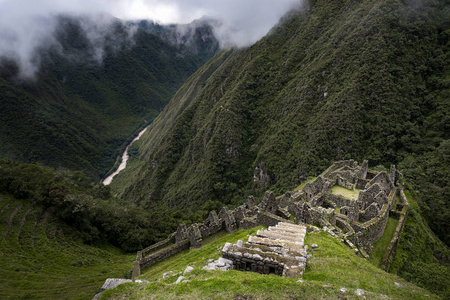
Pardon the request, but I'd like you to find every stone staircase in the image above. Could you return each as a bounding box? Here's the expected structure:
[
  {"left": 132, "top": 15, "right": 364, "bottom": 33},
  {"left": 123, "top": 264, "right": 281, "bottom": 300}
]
[{"left": 222, "top": 222, "right": 307, "bottom": 277}]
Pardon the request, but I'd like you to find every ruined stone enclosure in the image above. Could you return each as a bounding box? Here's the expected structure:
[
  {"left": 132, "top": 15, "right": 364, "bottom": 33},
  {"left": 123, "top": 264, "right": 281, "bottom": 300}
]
[{"left": 290, "top": 160, "right": 407, "bottom": 254}]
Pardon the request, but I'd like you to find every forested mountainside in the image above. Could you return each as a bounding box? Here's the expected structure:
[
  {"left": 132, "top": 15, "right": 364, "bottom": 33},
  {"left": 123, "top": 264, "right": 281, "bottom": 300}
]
[
  {"left": 0, "top": 15, "right": 218, "bottom": 180},
  {"left": 113, "top": 0, "right": 449, "bottom": 243},
  {"left": 130, "top": 17, "right": 220, "bottom": 62}
]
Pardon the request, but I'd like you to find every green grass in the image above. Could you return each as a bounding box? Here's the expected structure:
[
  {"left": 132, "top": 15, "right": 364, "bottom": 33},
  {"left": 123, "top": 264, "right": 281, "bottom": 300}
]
[
  {"left": 0, "top": 194, "right": 135, "bottom": 299},
  {"left": 390, "top": 189, "right": 450, "bottom": 298},
  {"left": 331, "top": 185, "right": 361, "bottom": 199},
  {"left": 368, "top": 217, "right": 399, "bottom": 267},
  {"left": 294, "top": 176, "right": 318, "bottom": 191},
  {"left": 101, "top": 229, "right": 437, "bottom": 300}
]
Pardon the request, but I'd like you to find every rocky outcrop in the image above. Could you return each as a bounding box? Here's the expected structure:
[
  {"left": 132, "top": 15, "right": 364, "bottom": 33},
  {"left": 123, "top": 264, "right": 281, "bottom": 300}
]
[{"left": 93, "top": 278, "right": 149, "bottom": 300}]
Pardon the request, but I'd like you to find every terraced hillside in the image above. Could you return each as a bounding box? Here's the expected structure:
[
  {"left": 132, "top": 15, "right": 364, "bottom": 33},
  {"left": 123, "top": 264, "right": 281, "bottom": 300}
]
[{"left": 0, "top": 195, "right": 134, "bottom": 299}]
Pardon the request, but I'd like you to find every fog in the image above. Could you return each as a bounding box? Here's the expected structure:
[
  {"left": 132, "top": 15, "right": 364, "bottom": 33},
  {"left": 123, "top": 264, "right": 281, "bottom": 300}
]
[{"left": 0, "top": 0, "right": 303, "bottom": 77}]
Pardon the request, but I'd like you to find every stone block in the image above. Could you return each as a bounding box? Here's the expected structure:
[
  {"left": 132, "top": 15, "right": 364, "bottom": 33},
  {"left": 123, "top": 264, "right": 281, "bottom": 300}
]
[
  {"left": 175, "top": 223, "right": 188, "bottom": 243},
  {"left": 187, "top": 224, "right": 202, "bottom": 249}
]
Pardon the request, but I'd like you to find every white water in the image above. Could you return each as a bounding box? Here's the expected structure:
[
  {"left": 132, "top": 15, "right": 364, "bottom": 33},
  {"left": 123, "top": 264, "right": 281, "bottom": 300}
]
[{"left": 102, "top": 126, "right": 148, "bottom": 185}]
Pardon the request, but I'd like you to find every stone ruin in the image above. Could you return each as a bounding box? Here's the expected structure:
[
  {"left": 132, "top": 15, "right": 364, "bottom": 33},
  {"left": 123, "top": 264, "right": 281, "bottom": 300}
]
[
  {"left": 222, "top": 222, "right": 307, "bottom": 277},
  {"left": 284, "top": 160, "right": 408, "bottom": 255},
  {"left": 132, "top": 189, "right": 302, "bottom": 278},
  {"left": 132, "top": 159, "right": 408, "bottom": 278}
]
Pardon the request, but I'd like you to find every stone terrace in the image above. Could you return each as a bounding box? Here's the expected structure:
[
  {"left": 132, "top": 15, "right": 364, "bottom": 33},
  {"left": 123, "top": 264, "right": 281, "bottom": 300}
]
[{"left": 222, "top": 222, "right": 307, "bottom": 277}]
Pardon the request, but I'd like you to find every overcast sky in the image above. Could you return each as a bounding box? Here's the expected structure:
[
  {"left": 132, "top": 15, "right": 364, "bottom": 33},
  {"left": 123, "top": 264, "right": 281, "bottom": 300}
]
[{"left": 0, "top": 0, "right": 302, "bottom": 77}]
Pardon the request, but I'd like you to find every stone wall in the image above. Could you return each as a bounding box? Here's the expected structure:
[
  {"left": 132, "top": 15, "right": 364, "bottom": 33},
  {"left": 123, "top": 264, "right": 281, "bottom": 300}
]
[
  {"left": 303, "top": 176, "right": 328, "bottom": 201},
  {"left": 139, "top": 239, "right": 190, "bottom": 270},
  {"left": 358, "top": 184, "right": 383, "bottom": 210},
  {"left": 356, "top": 160, "right": 369, "bottom": 179},
  {"left": 366, "top": 171, "right": 393, "bottom": 196},
  {"left": 131, "top": 160, "right": 408, "bottom": 279},
  {"left": 132, "top": 188, "right": 296, "bottom": 278},
  {"left": 336, "top": 175, "right": 354, "bottom": 189},
  {"left": 133, "top": 209, "right": 229, "bottom": 277},
  {"left": 188, "top": 224, "right": 202, "bottom": 249},
  {"left": 296, "top": 201, "right": 335, "bottom": 227},
  {"left": 356, "top": 177, "right": 370, "bottom": 189},
  {"left": 137, "top": 233, "right": 175, "bottom": 260},
  {"left": 219, "top": 207, "right": 238, "bottom": 233},
  {"left": 279, "top": 192, "right": 298, "bottom": 215},
  {"left": 340, "top": 200, "right": 359, "bottom": 222},
  {"left": 352, "top": 189, "right": 396, "bottom": 247},
  {"left": 328, "top": 194, "right": 353, "bottom": 208},
  {"left": 358, "top": 203, "right": 380, "bottom": 223},
  {"left": 322, "top": 160, "right": 357, "bottom": 178},
  {"left": 380, "top": 213, "right": 407, "bottom": 271},
  {"left": 256, "top": 211, "right": 290, "bottom": 228}
]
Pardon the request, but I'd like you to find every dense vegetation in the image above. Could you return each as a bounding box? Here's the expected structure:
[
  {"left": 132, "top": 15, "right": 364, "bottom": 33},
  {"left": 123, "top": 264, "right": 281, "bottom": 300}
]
[
  {"left": 0, "top": 15, "right": 217, "bottom": 180},
  {"left": 0, "top": 158, "right": 192, "bottom": 251},
  {"left": 0, "top": 0, "right": 448, "bottom": 298}
]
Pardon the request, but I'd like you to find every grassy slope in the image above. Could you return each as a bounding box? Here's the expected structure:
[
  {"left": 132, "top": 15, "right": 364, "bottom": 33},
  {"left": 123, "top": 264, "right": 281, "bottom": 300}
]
[
  {"left": 390, "top": 189, "right": 450, "bottom": 298},
  {"left": 110, "top": 49, "right": 239, "bottom": 202},
  {"left": 369, "top": 217, "right": 399, "bottom": 267},
  {"left": 0, "top": 194, "right": 135, "bottom": 300},
  {"left": 101, "top": 229, "right": 437, "bottom": 300}
]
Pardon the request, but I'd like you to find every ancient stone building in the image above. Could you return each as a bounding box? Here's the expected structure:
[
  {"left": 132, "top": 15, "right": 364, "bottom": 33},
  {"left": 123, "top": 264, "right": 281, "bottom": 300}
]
[{"left": 280, "top": 160, "right": 406, "bottom": 252}]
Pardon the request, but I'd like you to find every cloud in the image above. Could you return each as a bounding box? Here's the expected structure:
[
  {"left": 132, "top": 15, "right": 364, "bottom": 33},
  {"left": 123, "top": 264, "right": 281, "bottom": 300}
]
[
  {"left": 0, "top": 0, "right": 303, "bottom": 78},
  {"left": 113, "top": 0, "right": 303, "bottom": 47}
]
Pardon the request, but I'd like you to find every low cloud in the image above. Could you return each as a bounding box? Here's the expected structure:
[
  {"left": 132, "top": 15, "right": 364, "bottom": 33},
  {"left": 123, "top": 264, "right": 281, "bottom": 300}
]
[{"left": 0, "top": 0, "right": 303, "bottom": 78}]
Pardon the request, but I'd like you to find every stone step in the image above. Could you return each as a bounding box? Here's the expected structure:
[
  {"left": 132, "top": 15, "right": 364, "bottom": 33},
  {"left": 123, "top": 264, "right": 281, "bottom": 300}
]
[
  {"left": 248, "top": 236, "right": 304, "bottom": 252},
  {"left": 277, "top": 222, "right": 306, "bottom": 229},
  {"left": 269, "top": 226, "right": 306, "bottom": 236},
  {"left": 275, "top": 223, "right": 307, "bottom": 233},
  {"left": 257, "top": 230, "right": 304, "bottom": 244}
]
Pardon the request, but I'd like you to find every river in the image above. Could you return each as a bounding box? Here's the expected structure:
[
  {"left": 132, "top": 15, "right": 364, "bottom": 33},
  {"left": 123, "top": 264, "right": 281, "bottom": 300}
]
[{"left": 102, "top": 126, "right": 149, "bottom": 186}]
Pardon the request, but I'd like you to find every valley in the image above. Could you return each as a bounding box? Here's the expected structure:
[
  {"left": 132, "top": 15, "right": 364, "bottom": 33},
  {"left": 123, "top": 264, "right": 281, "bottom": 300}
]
[{"left": 0, "top": 0, "right": 448, "bottom": 299}]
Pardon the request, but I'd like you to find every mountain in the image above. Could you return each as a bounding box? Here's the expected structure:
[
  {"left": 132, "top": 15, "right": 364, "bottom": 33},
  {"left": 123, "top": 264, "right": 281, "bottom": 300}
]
[
  {"left": 0, "top": 14, "right": 218, "bottom": 181},
  {"left": 129, "top": 17, "right": 220, "bottom": 62},
  {"left": 113, "top": 0, "right": 448, "bottom": 226}
]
